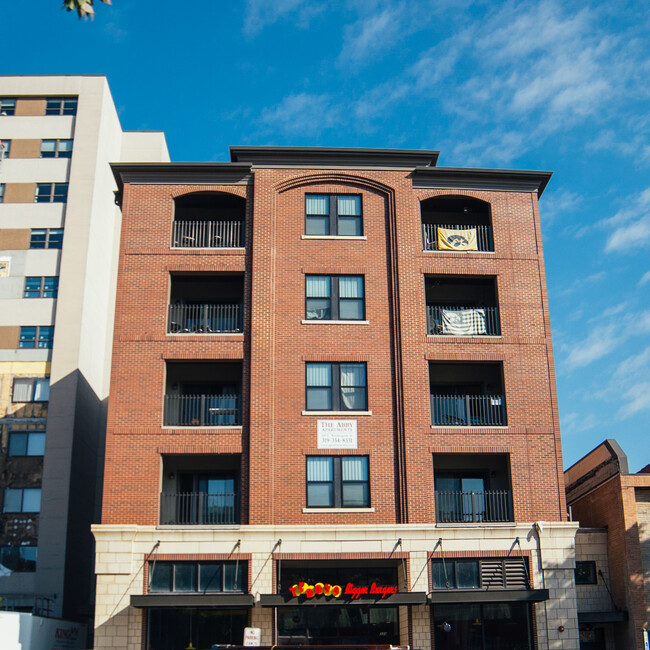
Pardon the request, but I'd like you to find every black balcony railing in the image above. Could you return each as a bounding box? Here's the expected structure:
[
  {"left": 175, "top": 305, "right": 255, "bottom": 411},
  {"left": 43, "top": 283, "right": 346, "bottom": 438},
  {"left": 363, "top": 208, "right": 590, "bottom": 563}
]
[
  {"left": 164, "top": 394, "right": 241, "bottom": 426},
  {"left": 168, "top": 304, "right": 242, "bottom": 334},
  {"left": 422, "top": 223, "right": 494, "bottom": 252},
  {"left": 430, "top": 394, "right": 506, "bottom": 426},
  {"left": 427, "top": 305, "right": 500, "bottom": 336},
  {"left": 435, "top": 489, "right": 513, "bottom": 523},
  {"left": 160, "top": 492, "right": 238, "bottom": 525},
  {"left": 172, "top": 220, "right": 243, "bottom": 248}
]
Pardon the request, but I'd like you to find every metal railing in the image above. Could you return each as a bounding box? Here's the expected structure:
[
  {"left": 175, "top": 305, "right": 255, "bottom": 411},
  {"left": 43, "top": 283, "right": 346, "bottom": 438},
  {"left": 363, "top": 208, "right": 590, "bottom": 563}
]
[
  {"left": 171, "top": 220, "right": 243, "bottom": 248},
  {"left": 430, "top": 394, "right": 506, "bottom": 426},
  {"left": 427, "top": 305, "right": 500, "bottom": 336},
  {"left": 168, "top": 304, "right": 242, "bottom": 333},
  {"left": 422, "top": 223, "right": 494, "bottom": 252},
  {"left": 435, "top": 489, "right": 513, "bottom": 523},
  {"left": 160, "top": 492, "right": 238, "bottom": 525},
  {"left": 164, "top": 394, "right": 241, "bottom": 426}
]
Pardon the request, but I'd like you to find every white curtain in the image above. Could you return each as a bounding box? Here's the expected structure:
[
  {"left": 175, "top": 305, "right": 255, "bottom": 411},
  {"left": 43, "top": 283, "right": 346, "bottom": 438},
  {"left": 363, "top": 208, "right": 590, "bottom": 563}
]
[
  {"left": 307, "top": 457, "right": 332, "bottom": 481},
  {"left": 306, "top": 363, "right": 331, "bottom": 387},
  {"left": 339, "top": 276, "right": 363, "bottom": 298},
  {"left": 337, "top": 196, "right": 360, "bottom": 215},
  {"left": 342, "top": 457, "right": 367, "bottom": 481},
  {"left": 340, "top": 364, "right": 365, "bottom": 386},
  {"left": 33, "top": 379, "right": 50, "bottom": 401},
  {"left": 306, "top": 276, "right": 330, "bottom": 297},
  {"left": 12, "top": 379, "right": 33, "bottom": 402},
  {"left": 306, "top": 195, "right": 329, "bottom": 215}
]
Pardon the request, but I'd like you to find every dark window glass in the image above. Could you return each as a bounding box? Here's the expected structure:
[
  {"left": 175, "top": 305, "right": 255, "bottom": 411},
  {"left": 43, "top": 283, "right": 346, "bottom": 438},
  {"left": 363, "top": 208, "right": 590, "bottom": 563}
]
[
  {"left": 455, "top": 560, "right": 480, "bottom": 588},
  {"left": 575, "top": 561, "right": 597, "bottom": 585},
  {"left": 306, "top": 456, "right": 370, "bottom": 508},
  {"left": 150, "top": 561, "right": 247, "bottom": 593},
  {"left": 174, "top": 564, "right": 196, "bottom": 592},
  {"left": 0, "top": 99, "right": 16, "bottom": 116},
  {"left": 306, "top": 276, "right": 364, "bottom": 321},
  {"left": 8, "top": 431, "right": 45, "bottom": 456},
  {"left": 24, "top": 277, "right": 42, "bottom": 298},
  {"left": 431, "top": 559, "right": 480, "bottom": 589},
  {"left": 306, "top": 362, "right": 367, "bottom": 411},
  {"left": 19, "top": 326, "right": 37, "bottom": 348},
  {"left": 30, "top": 229, "right": 47, "bottom": 248},
  {"left": 35, "top": 183, "right": 52, "bottom": 203},
  {"left": 0, "top": 546, "right": 37, "bottom": 572},
  {"left": 45, "top": 98, "right": 77, "bottom": 116},
  {"left": 12, "top": 378, "right": 50, "bottom": 402},
  {"left": 305, "top": 194, "right": 362, "bottom": 236},
  {"left": 3, "top": 488, "right": 41, "bottom": 513},
  {"left": 43, "top": 277, "right": 58, "bottom": 298},
  {"left": 199, "top": 563, "right": 222, "bottom": 592},
  {"left": 48, "top": 229, "right": 64, "bottom": 248},
  {"left": 224, "top": 562, "right": 245, "bottom": 591},
  {"left": 149, "top": 563, "right": 173, "bottom": 592},
  {"left": 53, "top": 183, "right": 68, "bottom": 203}
]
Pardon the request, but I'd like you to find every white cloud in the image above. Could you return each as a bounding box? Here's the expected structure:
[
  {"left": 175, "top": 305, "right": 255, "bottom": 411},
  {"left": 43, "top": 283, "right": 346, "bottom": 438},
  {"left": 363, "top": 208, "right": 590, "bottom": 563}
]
[
  {"left": 602, "top": 188, "right": 650, "bottom": 252},
  {"left": 339, "top": 5, "right": 404, "bottom": 64},
  {"left": 243, "top": 0, "right": 321, "bottom": 35},
  {"left": 539, "top": 190, "right": 581, "bottom": 225},
  {"left": 563, "top": 324, "right": 619, "bottom": 369},
  {"left": 259, "top": 93, "right": 342, "bottom": 136},
  {"left": 612, "top": 347, "right": 650, "bottom": 418},
  {"left": 639, "top": 270, "right": 650, "bottom": 286},
  {"left": 562, "top": 411, "right": 599, "bottom": 434}
]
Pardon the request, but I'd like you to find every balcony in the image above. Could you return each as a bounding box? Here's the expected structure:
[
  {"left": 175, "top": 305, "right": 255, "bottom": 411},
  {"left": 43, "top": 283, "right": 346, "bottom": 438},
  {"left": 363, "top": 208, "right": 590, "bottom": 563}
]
[
  {"left": 430, "top": 394, "right": 506, "bottom": 426},
  {"left": 425, "top": 276, "right": 500, "bottom": 336},
  {"left": 433, "top": 453, "right": 513, "bottom": 523},
  {"left": 172, "top": 191, "right": 245, "bottom": 248},
  {"left": 429, "top": 362, "right": 506, "bottom": 426},
  {"left": 164, "top": 361, "right": 242, "bottom": 427},
  {"left": 421, "top": 196, "right": 493, "bottom": 252},
  {"left": 160, "top": 454, "right": 241, "bottom": 525}
]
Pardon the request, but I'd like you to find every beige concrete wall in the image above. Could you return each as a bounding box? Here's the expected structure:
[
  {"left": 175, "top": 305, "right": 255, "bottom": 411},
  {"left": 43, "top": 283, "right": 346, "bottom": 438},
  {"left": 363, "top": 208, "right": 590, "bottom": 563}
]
[
  {"left": 0, "top": 229, "right": 31, "bottom": 250},
  {"left": 92, "top": 521, "right": 580, "bottom": 650},
  {"left": 0, "top": 158, "right": 69, "bottom": 183},
  {"left": 575, "top": 528, "right": 615, "bottom": 613},
  {"left": 0, "top": 326, "right": 19, "bottom": 348},
  {"left": 4, "top": 182, "right": 35, "bottom": 203},
  {"left": 0, "top": 203, "right": 65, "bottom": 229},
  {"left": 9, "top": 140, "right": 41, "bottom": 158}
]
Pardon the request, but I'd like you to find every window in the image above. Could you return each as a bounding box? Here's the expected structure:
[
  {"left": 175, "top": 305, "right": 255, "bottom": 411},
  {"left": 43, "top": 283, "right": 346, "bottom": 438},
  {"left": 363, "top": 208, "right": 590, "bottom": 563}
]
[
  {"left": 0, "top": 98, "right": 16, "bottom": 116},
  {"left": 306, "top": 362, "right": 367, "bottom": 411},
  {"left": 0, "top": 140, "right": 10, "bottom": 157},
  {"left": 149, "top": 561, "right": 246, "bottom": 593},
  {"left": 35, "top": 183, "right": 68, "bottom": 203},
  {"left": 430, "top": 557, "right": 529, "bottom": 590},
  {"left": 40, "top": 139, "right": 73, "bottom": 158},
  {"left": 0, "top": 183, "right": 4, "bottom": 203},
  {"left": 305, "top": 194, "right": 362, "bottom": 236},
  {"left": 24, "top": 277, "right": 59, "bottom": 298},
  {"left": 305, "top": 276, "right": 365, "bottom": 320},
  {"left": 12, "top": 377, "right": 50, "bottom": 402},
  {"left": 3, "top": 488, "right": 41, "bottom": 513},
  {"left": 30, "top": 229, "right": 64, "bottom": 249},
  {"left": 19, "top": 326, "right": 54, "bottom": 349},
  {"left": 45, "top": 97, "right": 77, "bottom": 116},
  {"left": 0, "top": 546, "right": 37, "bottom": 572},
  {"left": 306, "top": 456, "right": 369, "bottom": 508},
  {"left": 575, "top": 561, "right": 597, "bottom": 585},
  {"left": 8, "top": 430, "right": 46, "bottom": 456}
]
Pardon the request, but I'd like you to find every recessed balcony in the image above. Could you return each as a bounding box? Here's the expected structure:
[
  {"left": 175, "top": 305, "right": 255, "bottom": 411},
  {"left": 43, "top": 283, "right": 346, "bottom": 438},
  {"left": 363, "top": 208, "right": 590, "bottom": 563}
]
[
  {"left": 164, "top": 361, "right": 242, "bottom": 427},
  {"left": 421, "top": 196, "right": 493, "bottom": 252},
  {"left": 172, "top": 191, "right": 244, "bottom": 248},
  {"left": 426, "top": 276, "right": 500, "bottom": 336},
  {"left": 429, "top": 362, "right": 506, "bottom": 426},
  {"left": 168, "top": 274, "right": 243, "bottom": 334},
  {"left": 433, "top": 453, "right": 513, "bottom": 523}
]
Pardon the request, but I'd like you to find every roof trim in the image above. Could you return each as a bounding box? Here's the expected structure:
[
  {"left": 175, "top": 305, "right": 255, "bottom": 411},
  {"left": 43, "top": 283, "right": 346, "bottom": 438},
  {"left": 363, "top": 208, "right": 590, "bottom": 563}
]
[
  {"left": 111, "top": 162, "right": 252, "bottom": 190},
  {"left": 412, "top": 167, "right": 552, "bottom": 196},
  {"left": 427, "top": 588, "right": 549, "bottom": 604},
  {"left": 578, "top": 610, "right": 628, "bottom": 624},
  {"left": 229, "top": 146, "right": 439, "bottom": 168}
]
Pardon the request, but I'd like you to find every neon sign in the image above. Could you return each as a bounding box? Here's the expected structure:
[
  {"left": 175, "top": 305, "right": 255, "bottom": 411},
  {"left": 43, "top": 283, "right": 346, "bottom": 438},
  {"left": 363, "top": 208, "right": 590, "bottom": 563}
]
[{"left": 289, "top": 581, "right": 398, "bottom": 600}]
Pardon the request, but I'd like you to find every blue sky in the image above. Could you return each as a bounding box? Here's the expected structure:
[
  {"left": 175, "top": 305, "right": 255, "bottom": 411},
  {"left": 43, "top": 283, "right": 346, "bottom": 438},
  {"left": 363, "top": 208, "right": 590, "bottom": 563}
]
[{"left": 4, "top": 0, "right": 649, "bottom": 470}]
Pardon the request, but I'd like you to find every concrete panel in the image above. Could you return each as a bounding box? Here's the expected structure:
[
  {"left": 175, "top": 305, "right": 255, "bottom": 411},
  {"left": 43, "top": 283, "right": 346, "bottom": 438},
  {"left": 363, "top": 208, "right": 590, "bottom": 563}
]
[
  {"left": 121, "top": 131, "right": 169, "bottom": 163},
  {"left": 0, "top": 298, "right": 56, "bottom": 325},
  {"left": 0, "top": 159, "right": 70, "bottom": 183},
  {"left": 0, "top": 326, "right": 19, "bottom": 348},
  {"left": 4, "top": 183, "right": 36, "bottom": 203},
  {"left": 0, "top": 115, "right": 74, "bottom": 140},
  {"left": 24, "top": 250, "right": 60, "bottom": 275},
  {"left": 0, "top": 229, "right": 31, "bottom": 249},
  {"left": 15, "top": 98, "right": 46, "bottom": 116},
  {"left": 0, "top": 349, "right": 52, "bottom": 362},
  {"left": 0, "top": 203, "right": 65, "bottom": 229},
  {"left": 9, "top": 140, "right": 42, "bottom": 159}
]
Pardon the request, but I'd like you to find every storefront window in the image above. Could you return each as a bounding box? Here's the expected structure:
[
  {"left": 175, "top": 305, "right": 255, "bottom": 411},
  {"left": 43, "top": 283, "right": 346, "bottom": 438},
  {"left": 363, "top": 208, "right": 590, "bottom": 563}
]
[
  {"left": 433, "top": 602, "right": 532, "bottom": 650},
  {"left": 147, "top": 608, "right": 247, "bottom": 650},
  {"left": 149, "top": 561, "right": 246, "bottom": 593}
]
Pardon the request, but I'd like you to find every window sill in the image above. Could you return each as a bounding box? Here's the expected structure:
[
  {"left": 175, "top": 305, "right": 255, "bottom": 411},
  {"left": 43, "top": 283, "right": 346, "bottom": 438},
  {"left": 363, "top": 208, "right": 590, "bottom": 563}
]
[
  {"left": 302, "top": 235, "right": 367, "bottom": 241},
  {"left": 302, "top": 410, "right": 372, "bottom": 416},
  {"left": 301, "top": 320, "right": 369, "bottom": 325},
  {"left": 302, "top": 507, "right": 375, "bottom": 513},
  {"left": 430, "top": 425, "right": 507, "bottom": 429}
]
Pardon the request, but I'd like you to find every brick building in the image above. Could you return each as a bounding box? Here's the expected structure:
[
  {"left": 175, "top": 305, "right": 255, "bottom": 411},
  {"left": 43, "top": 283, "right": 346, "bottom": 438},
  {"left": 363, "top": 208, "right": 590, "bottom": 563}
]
[
  {"left": 93, "top": 147, "right": 579, "bottom": 649},
  {"left": 566, "top": 440, "right": 650, "bottom": 649},
  {"left": 0, "top": 76, "right": 168, "bottom": 623}
]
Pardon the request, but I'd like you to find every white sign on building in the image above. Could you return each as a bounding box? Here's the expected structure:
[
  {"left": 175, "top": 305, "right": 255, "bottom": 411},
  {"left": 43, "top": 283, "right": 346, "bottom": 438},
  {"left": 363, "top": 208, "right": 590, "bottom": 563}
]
[
  {"left": 317, "top": 420, "right": 357, "bottom": 449},
  {"left": 243, "top": 627, "right": 262, "bottom": 647}
]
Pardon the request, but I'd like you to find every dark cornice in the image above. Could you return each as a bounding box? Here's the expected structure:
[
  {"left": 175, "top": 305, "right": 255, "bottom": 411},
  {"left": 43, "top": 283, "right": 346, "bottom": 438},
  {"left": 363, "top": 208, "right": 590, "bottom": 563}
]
[
  {"left": 427, "top": 588, "right": 549, "bottom": 604},
  {"left": 130, "top": 593, "right": 254, "bottom": 608},
  {"left": 412, "top": 167, "right": 552, "bottom": 196},
  {"left": 111, "top": 162, "right": 253, "bottom": 191},
  {"left": 229, "top": 146, "right": 439, "bottom": 168}
]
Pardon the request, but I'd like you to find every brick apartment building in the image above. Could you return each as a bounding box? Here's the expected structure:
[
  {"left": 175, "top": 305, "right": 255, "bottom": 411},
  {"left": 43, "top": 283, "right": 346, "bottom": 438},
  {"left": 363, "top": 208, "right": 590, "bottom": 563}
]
[
  {"left": 566, "top": 440, "right": 650, "bottom": 649},
  {"left": 93, "top": 147, "right": 580, "bottom": 649},
  {"left": 0, "top": 76, "right": 168, "bottom": 624}
]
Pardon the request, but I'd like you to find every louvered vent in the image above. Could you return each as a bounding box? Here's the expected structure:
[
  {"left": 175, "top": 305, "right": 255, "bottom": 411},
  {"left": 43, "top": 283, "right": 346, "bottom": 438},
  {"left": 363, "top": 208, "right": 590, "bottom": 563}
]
[
  {"left": 504, "top": 558, "right": 529, "bottom": 588},
  {"left": 481, "top": 560, "right": 504, "bottom": 588}
]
